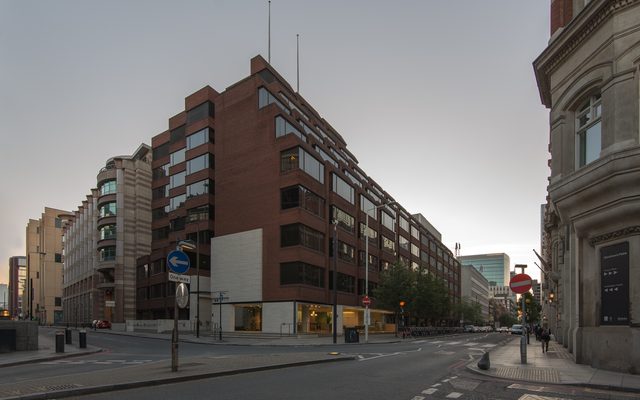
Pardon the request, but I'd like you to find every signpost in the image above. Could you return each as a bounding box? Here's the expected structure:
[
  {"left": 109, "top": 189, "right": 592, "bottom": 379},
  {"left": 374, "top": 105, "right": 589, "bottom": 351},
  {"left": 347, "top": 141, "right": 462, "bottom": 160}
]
[
  {"left": 212, "top": 291, "right": 229, "bottom": 341},
  {"left": 363, "top": 296, "right": 371, "bottom": 326},
  {"left": 510, "top": 271, "right": 532, "bottom": 364},
  {"left": 168, "top": 272, "right": 191, "bottom": 284},
  {"left": 168, "top": 250, "right": 190, "bottom": 372}
]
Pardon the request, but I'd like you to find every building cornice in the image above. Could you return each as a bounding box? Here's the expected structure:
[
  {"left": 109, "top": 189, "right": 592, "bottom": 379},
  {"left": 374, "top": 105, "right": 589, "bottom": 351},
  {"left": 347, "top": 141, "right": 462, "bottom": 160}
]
[
  {"left": 589, "top": 226, "right": 640, "bottom": 245},
  {"left": 534, "top": 0, "right": 640, "bottom": 107}
]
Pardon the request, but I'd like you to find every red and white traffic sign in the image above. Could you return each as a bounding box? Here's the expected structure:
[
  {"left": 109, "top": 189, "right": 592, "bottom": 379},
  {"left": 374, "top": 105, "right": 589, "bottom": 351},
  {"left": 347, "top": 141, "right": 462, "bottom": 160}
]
[
  {"left": 362, "top": 296, "right": 371, "bottom": 307},
  {"left": 509, "top": 273, "right": 533, "bottom": 294}
]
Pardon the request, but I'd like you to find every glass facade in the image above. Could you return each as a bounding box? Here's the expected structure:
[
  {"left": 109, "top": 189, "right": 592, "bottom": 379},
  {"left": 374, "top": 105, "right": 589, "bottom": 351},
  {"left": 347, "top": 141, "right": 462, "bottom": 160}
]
[
  {"left": 99, "top": 202, "right": 116, "bottom": 218},
  {"left": 99, "top": 180, "right": 116, "bottom": 195}
]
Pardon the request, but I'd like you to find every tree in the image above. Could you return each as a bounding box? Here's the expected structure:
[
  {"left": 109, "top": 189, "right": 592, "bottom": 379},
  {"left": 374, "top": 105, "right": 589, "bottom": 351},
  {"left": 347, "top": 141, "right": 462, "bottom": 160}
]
[
  {"left": 414, "top": 272, "right": 450, "bottom": 324},
  {"left": 517, "top": 292, "right": 542, "bottom": 324},
  {"left": 452, "top": 297, "right": 482, "bottom": 325},
  {"left": 372, "top": 262, "right": 415, "bottom": 313}
]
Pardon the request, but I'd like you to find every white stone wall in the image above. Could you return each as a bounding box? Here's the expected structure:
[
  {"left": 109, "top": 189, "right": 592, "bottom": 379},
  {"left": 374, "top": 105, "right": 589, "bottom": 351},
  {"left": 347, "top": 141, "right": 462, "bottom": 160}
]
[
  {"left": 262, "top": 302, "right": 294, "bottom": 334},
  {"left": 211, "top": 229, "right": 262, "bottom": 303}
]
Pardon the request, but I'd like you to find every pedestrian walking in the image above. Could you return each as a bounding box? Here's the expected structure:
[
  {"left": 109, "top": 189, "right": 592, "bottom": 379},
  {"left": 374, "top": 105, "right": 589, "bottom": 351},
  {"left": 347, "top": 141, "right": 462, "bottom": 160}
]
[{"left": 541, "top": 327, "right": 551, "bottom": 353}]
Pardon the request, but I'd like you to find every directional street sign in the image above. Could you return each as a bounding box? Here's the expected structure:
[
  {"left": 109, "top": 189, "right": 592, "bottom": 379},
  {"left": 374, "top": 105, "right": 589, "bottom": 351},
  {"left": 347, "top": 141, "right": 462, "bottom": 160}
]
[
  {"left": 175, "top": 283, "right": 189, "bottom": 309},
  {"left": 509, "top": 273, "right": 533, "bottom": 294},
  {"left": 167, "top": 250, "right": 190, "bottom": 274},
  {"left": 168, "top": 272, "right": 191, "bottom": 284}
]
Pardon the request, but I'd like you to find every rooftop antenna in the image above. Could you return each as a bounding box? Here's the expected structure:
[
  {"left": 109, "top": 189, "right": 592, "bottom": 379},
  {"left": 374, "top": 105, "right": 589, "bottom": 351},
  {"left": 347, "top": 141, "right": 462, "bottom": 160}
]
[
  {"left": 296, "top": 34, "right": 300, "bottom": 92},
  {"left": 268, "top": 1, "right": 271, "bottom": 63}
]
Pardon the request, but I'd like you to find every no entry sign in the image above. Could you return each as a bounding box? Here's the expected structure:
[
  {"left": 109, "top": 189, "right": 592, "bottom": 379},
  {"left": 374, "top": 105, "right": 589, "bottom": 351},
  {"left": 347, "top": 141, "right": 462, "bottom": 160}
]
[{"left": 510, "top": 273, "right": 533, "bottom": 294}]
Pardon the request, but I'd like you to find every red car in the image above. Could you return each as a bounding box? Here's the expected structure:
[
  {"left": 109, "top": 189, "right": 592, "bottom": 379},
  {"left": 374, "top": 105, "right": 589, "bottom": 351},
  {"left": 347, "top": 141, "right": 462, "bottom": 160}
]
[{"left": 94, "top": 320, "right": 111, "bottom": 329}]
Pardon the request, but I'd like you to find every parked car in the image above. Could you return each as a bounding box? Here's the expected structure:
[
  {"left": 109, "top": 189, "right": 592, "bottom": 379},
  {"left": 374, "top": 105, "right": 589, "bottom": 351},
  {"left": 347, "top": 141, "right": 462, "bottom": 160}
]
[
  {"left": 464, "top": 325, "right": 476, "bottom": 333},
  {"left": 510, "top": 324, "right": 524, "bottom": 335},
  {"left": 94, "top": 320, "right": 111, "bottom": 329},
  {"left": 498, "top": 326, "right": 509, "bottom": 333}
]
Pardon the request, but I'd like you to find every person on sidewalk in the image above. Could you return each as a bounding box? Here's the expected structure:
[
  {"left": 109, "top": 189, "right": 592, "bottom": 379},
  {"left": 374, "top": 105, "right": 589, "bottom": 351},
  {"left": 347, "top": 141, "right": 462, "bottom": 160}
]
[{"left": 541, "top": 327, "right": 551, "bottom": 353}]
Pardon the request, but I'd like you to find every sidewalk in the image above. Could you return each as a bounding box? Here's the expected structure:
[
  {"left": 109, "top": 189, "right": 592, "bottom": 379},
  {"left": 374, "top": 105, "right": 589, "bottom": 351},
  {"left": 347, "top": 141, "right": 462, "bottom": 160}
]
[{"left": 467, "top": 336, "right": 640, "bottom": 392}]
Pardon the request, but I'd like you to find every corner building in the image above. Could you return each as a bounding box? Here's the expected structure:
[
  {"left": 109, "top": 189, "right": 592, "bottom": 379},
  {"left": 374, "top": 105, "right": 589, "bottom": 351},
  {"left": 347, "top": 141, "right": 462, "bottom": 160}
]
[
  {"left": 141, "top": 55, "right": 461, "bottom": 334},
  {"left": 534, "top": 0, "right": 640, "bottom": 373}
]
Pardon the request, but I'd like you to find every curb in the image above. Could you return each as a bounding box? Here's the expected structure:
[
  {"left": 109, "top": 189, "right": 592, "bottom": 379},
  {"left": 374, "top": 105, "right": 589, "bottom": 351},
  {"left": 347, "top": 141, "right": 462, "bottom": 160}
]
[
  {"left": 0, "top": 348, "right": 103, "bottom": 369},
  {"left": 3, "top": 355, "right": 356, "bottom": 400}
]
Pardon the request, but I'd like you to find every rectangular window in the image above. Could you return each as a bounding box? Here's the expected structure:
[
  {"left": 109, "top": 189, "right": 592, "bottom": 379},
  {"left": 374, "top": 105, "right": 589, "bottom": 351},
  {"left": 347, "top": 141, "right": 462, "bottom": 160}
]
[
  {"left": 343, "top": 170, "right": 361, "bottom": 188},
  {"left": 332, "top": 173, "right": 354, "bottom": 204},
  {"left": 169, "top": 171, "right": 186, "bottom": 189},
  {"left": 280, "top": 185, "right": 325, "bottom": 218},
  {"left": 186, "top": 127, "right": 213, "bottom": 149},
  {"left": 186, "top": 179, "right": 213, "bottom": 198},
  {"left": 186, "top": 153, "right": 213, "bottom": 174},
  {"left": 331, "top": 206, "right": 355, "bottom": 233},
  {"left": 280, "top": 262, "right": 325, "bottom": 287},
  {"left": 314, "top": 145, "right": 338, "bottom": 168},
  {"left": 258, "top": 87, "right": 290, "bottom": 114},
  {"left": 153, "top": 164, "right": 170, "bottom": 180},
  {"left": 358, "top": 251, "right": 378, "bottom": 270},
  {"left": 152, "top": 227, "right": 169, "bottom": 240},
  {"left": 421, "top": 250, "right": 429, "bottom": 261},
  {"left": 330, "top": 240, "right": 355, "bottom": 263},
  {"left": 411, "top": 243, "right": 420, "bottom": 257},
  {"left": 152, "top": 186, "right": 167, "bottom": 200},
  {"left": 359, "top": 223, "right": 378, "bottom": 242},
  {"left": 411, "top": 225, "right": 420, "bottom": 240},
  {"left": 399, "top": 236, "right": 409, "bottom": 251},
  {"left": 170, "top": 125, "right": 185, "bottom": 144},
  {"left": 280, "top": 147, "right": 324, "bottom": 184},
  {"left": 153, "top": 143, "right": 170, "bottom": 160},
  {"left": 275, "top": 116, "right": 306, "bottom": 141},
  {"left": 187, "top": 101, "right": 214, "bottom": 123},
  {"left": 187, "top": 205, "right": 211, "bottom": 222},
  {"left": 55, "top": 253, "right": 62, "bottom": 263},
  {"left": 170, "top": 148, "right": 186, "bottom": 166},
  {"left": 99, "top": 247, "right": 116, "bottom": 261},
  {"left": 280, "top": 224, "right": 324, "bottom": 252},
  {"left": 151, "top": 259, "right": 164, "bottom": 275},
  {"left": 55, "top": 218, "right": 62, "bottom": 228},
  {"left": 152, "top": 207, "right": 167, "bottom": 220},
  {"left": 382, "top": 235, "right": 395, "bottom": 252},
  {"left": 136, "top": 265, "right": 149, "bottom": 280},
  {"left": 577, "top": 95, "right": 602, "bottom": 167},
  {"left": 329, "top": 272, "right": 355, "bottom": 293},
  {"left": 399, "top": 216, "right": 409, "bottom": 232},
  {"left": 381, "top": 211, "right": 395, "bottom": 232},
  {"left": 55, "top": 297, "right": 62, "bottom": 307},
  {"left": 170, "top": 217, "right": 186, "bottom": 232},
  {"left": 360, "top": 195, "right": 376, "bottom": 220},
  {"left": 166, "top": 194, "right": 186, "bottom": 212}
]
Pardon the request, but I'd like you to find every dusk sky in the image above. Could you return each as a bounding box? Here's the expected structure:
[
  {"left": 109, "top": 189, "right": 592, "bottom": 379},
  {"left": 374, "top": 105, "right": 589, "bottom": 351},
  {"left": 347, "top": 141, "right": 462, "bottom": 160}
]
[{"left": 0, "top": 1, "right": 550, "bottom": 284}]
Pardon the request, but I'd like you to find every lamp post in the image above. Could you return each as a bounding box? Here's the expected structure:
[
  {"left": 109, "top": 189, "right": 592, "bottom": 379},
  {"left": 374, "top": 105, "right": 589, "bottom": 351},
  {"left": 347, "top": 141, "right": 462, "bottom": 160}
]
[
  {"left": 364, "top": 201, "right": 395, "bottom": 344},
  {"left": 332, "top": 220, "right": 338, "bottom": 344}
]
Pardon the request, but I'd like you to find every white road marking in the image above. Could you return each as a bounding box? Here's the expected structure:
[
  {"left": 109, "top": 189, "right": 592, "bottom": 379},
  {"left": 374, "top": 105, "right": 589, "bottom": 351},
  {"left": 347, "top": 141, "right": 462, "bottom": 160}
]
[
  {"left": 432, "top": 383, "right": 441, "bottom": 387},
  {"left": 410, "top": 396, "right": 425, "bottom": 400},
  {"left": 446, "top": 393, "right": 463, "bottom": 399},
  {"left": 463, "top": 342, "right": 479, "bottom": 347},
  {"left": 450, "top": 376, "right": 458, "bottom": 379},
  {"left": 445, "top": 341, "right": 461, "bottom": 345},
  {"left": 421, "top": 388, "right": 438, "bottom": 395},
  {"left": 430, "top": 341, "right": 445, "bottom": 344},
  {"left": 481, "top": 344, "right": 496, "bottom": 348},
  {"left": 415, "top": 340, "right": 427, "bottom": 344},
  {"left": 442, "top": 378, "right": 450, "bottom": 382}
]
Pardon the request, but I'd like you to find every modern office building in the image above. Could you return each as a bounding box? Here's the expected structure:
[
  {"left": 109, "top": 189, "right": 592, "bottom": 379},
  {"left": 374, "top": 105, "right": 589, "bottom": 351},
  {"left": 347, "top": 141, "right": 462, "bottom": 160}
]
[
  {"left": 8, "top": 256, "right": 27, "bottom": 317},
  {"left": 534, "top": 0, "right": 640, "bottom": 373},
  {"left": 0, "top": 284, "right": 7, "bottom": 310},
  {"left": 457, "top": 253, "right": 510, "bottom": 287},
  {"left": 139, "top": 55, "right": 461, "bottom": 334},
  {"left": 460, "top": 265, "right": 490, "bottom": 323},
  {"left": 25, "top": 207, "right": 72, "bottom": 324},
  {"left": 63, "top": 144, "right": 151, "bottom": 325}
]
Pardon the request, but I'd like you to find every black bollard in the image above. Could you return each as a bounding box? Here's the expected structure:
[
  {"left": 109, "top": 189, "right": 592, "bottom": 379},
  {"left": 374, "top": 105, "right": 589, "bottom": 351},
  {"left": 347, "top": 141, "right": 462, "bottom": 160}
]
[
  {"left": 477, "top": 352, "right": 490, "bottom": 370},
  {"left": 55, "top": 331, "right": 65, "bottom": 353},
  {"left": 79, "top": 329, "right": 87, "bottom": 348},
  {"left": 65, "top": 328, "right": 72, "bottom": 345}
]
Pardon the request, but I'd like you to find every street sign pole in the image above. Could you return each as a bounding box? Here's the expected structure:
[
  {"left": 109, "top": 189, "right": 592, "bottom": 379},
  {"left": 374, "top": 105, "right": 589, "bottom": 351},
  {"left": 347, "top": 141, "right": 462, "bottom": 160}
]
[
  {"left": 521, "top": 294, "right": 527, "bottom": 364},
  {"left": 171, "top": 294, "right": 178, "bottom": 372},
  {"left": 168, "top": 248, "right": 191, "bottom": 373}
]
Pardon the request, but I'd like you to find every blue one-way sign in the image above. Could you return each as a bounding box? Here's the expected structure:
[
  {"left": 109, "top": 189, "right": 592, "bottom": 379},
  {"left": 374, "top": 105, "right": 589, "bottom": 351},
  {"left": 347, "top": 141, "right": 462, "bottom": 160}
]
[{"left": 167, "top": 250, "right": 190, "bottom": 274}]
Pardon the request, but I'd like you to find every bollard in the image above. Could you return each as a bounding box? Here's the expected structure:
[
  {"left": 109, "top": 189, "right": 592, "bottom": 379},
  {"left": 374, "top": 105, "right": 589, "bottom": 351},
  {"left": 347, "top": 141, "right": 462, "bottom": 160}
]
[
  {"left": 55, "top": 331, "right": 65, "bottom": 353},
  {"left": 65, "top": 328, "right": 72, "bottom": 345},
  {"left": 79, "top": 329, "right": 87, "bottom": 349},
  {"left": 520, "top": 335, "right": 527, "bottom": 364}
]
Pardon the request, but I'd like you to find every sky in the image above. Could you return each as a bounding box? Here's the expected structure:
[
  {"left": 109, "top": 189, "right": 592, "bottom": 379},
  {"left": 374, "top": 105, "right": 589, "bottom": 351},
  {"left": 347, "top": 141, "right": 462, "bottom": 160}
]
[{"left": 0, "top": 0, "right": 551, "bottom": 285}]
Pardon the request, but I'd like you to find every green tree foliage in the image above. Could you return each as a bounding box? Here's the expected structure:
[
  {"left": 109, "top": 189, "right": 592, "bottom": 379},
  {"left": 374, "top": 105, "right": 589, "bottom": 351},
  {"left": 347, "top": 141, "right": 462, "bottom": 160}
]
[
  {"left": 518, "top": 292, "right": 542, "bottom": 324},
  {"left": 452, "top": 297, "right": 482, "bottom": 325},
  {"left": 374, "top": 263, "right": 452, "bottom": 325}
]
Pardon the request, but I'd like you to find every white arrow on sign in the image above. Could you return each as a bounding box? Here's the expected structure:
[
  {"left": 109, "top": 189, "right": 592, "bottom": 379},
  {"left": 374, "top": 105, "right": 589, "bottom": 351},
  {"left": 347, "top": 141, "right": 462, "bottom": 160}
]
[{"left": 169, "top": 256, "right": 189, "bottom": 266}]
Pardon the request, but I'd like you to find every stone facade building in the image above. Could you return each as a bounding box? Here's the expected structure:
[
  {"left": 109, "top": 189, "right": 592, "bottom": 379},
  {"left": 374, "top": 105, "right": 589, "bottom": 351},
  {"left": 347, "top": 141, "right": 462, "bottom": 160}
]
[
  {"left": 534, "top": 0, "right": 640, "bottom": 373},
  {"left": 62, "top": 144, "right": 151, "bottom": 325}
]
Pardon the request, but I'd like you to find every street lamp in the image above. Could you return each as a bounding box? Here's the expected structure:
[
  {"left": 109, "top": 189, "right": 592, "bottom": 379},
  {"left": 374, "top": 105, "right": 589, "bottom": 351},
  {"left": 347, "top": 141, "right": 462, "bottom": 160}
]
[{"left": 364, "top": 200, "right": 396, "bottom": 343}]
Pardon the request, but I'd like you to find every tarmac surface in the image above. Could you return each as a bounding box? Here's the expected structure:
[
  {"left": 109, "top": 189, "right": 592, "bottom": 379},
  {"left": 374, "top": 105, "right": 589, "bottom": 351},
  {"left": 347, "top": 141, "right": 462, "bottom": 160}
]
[{"left": 1, "top": 328, "right": 639, "bottom": 399}]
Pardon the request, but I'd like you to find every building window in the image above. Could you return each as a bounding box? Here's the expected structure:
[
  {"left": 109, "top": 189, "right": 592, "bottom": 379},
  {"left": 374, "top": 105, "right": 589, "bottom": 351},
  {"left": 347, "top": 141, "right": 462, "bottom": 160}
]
[
  {"left": 165, "top": 194, "right": 186, "bottom": 212},
  {"left": 280, "top": 185, "right": 325, "bottom": 218},
  {"left": 153, "top": 164, "right": 170, "bottom": 180},
  {"left": 331, "top": 206, "right": 355, "bottom": 233},
  {"left": 186, "top": 179, "right": 213, "bottom": 198},
  {"left": 187, "top": 101, "right": 214, "bottom": 123},
  {"left": 55, "top": 297, "right": 62, "bottom": 307},
  {"left": 234, "top": 305, "right": 262, "bottom": 331},
  {"left": 258, "top": 87, "right": 290, "bottom": 114},
  {"left": 360, "top": 195, "right": 376, "bottom": 220},
  {"left": 186, "top": 153, "right": 214, "bottom": 175},
  {"left": 99, "top": 246, "right": 116, "bottom": 261},
  {"left": 280, "top": 262, "right": 325, "bottom": 287},
  {"left": 54, "top": 253, "right": 62, "bottom": 263},
  {"left": 382, "top": 235, "right": 395, "bottom": 252},
  {"left": 330, "top": 240, "right": 355, "bottom": 263},
  {"left": 314, "top": 145, "right": 338, "bottom": 167},
  {"left": 576, "top": 94, "right": 602, "bottom": 167},
  {"left": 399, "top": 216, "right": 409, "bottom": 232},
  {"left": 358, "top": 251, "right": 378, "bottom": 269},
  {"left": 99, "top": 180, "right": 117, "bottom": 195},
  {"left": 399, "top": 235, "right": 409, "bottom": 251},
  {"left": 170, "top": 148, "right": 186, "bottom": 166},
  {"left": 410, "top": 225, "right": 420, "bottom": 240},
  {"left": 170, "top": 217, "right": 186, "bottom": 232},
  {"left": 187, "top": 205, "right": 211, "bottom": 222},
  {"left": 329, "top": 272, "right": 355, "bottom": 293},
  {"left": 280, "top": 223, "right": 324, "bottom": 252},
  {"left": 331, "top": 173, "right": 354, "bottom": 204},
  {"left": 381, "top": 211, "right": 395, "bottom": 232},
  {"left": 169, "top": 171, "right": 186, "bottom": 189},
  {"left": 152, "top": 185, "right": 167, "bottom": 200},
  {"left": 100, "top": 224, "right": 116, "bottom": 240},
  {"left": 99, "top": 202, "right": 117, "bottom": 218},
  {"left": 153, "top": 143, "right": 170, "bottom": 160},
  {"left": 275, "top": 116, "right": 305, "bottom": 141},
  {"left": 280, "top": 147, "right": 324, "bottom": 184},
  {"left": 54, "top": 218, "right": 62, "bottom": 228},
  {"left": 411, "top": 243, "right": 420, "bottom": 257},
  {"left": 359, "top": 223, "right": 378, "bottom": 242},
  {"left": 170, "top": 125, "right": 185, "bottom": 144},
  {"left": 187, "top": 127, "right": 213, "bottom": 149}
]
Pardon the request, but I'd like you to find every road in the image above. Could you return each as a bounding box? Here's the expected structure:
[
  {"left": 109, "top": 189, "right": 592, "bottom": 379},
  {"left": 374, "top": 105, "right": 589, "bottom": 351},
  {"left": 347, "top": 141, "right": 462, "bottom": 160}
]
[{"left": 7, "top": 330, "right": 639, "bottom": 400}]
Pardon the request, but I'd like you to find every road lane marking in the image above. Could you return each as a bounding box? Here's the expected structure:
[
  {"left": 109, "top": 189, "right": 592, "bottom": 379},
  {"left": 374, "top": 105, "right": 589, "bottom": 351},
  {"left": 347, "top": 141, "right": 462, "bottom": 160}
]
[
  {"left": 463, "top": 342, "right": 479, "bottom": 347},
  {"left": 432, "top": 383, "right": 441, "bottom": 387},
  {"left": 446, "top": 393, "right": 463, "bottom": 399},
  {"left": 422, "top": 388, "right": 438, "bottom": 395},
  {"left": 410, "top": 396, "right": 425, "bottom": 400}
]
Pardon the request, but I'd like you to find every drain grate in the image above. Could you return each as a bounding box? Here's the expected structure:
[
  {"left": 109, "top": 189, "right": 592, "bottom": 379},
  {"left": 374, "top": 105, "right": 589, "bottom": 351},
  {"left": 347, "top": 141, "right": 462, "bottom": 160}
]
[{"left": 43, "top": 383, "right": 82, "bottom": 391}]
